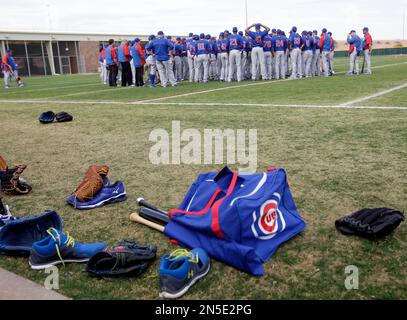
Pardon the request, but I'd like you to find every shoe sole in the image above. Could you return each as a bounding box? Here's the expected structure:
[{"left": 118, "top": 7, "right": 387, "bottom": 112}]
[
  {"left": 159, "top": 263, "right": 211, "bottom": 300},
  {"left": 69, "top": 193, "right": 127, "bottom": 210},
  {"left": 29, "top": 258, "right": 90, "bottom": 270}
]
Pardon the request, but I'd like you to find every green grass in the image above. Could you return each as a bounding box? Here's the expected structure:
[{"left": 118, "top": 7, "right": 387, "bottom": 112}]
[{"left": 0, "top": 55, "right": 406, "bottom": 300}]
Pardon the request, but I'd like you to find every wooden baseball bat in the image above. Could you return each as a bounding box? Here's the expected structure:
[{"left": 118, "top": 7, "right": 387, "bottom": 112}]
[{"left": 130, "top": 211, "right": 165, "bottom": 233}]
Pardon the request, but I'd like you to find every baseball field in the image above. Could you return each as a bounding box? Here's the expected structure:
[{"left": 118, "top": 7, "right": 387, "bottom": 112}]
[{"left": 0, "top": 54, "right": 406, "bottom": 300}]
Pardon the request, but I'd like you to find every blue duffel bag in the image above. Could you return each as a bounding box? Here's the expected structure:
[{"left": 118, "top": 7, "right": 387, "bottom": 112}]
[
  {"left": 0, "top": 210, "right": 62, "bottom": 256},
  {"left": 165, "top": 167, "right": 306, "bottom": 276}
]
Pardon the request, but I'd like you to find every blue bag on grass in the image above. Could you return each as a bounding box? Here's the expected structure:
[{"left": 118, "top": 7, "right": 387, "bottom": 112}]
[{"left": 165, "top": 167, "right": 306, "bottom": 276}]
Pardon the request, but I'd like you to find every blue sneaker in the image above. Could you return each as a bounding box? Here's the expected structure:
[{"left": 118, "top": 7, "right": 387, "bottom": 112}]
[
  {"left": 67, "top": 180, "right": 127, "bottom": 210},
  {"left": 159, "top": 248, "right": 210, "bottom": 299},
  {"left": 29, "top": 228, "right": 107, "bottom": 270}
]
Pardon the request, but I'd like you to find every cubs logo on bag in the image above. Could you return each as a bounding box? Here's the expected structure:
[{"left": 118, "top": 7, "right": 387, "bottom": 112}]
[
  {"left": 252, "top": 195, "right": 286, "bottom": 240},
  {"left": 165, "top": 167, "right": 306, "bottom": 276}
]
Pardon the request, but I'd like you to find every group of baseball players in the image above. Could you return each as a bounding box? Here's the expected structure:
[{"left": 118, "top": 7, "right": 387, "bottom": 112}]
[{"left": 100, "top": 24, "right": 344, "bottom": 88}]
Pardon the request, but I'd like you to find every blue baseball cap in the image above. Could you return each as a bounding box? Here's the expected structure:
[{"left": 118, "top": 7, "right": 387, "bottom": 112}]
[
  {"left": 322, "top": 28, "right": 327, "bottom": 33},
  {"left": 255, "top": 23, "right": 261, "bottom": 29},
  {"left": 291, "top": 26, "right": 297, "bottom": 32},
  {"left": 166, "top": 35, "right": 172, "bottom": 39},
  {"left": 158, "top": 31, "right": 164, "bottom": 35},
  {"left": 189, "top": 32, "right": 193, "bottom": 37},
  {"left": 363, "top": 27, "right": 369, "bottom": 31},
  {"left": 238, "top": 31, "right": 244, "bottom": 36},
  {"left": 272, "top": 28, "right": 277, "bottom": 33},
  {"left": 200, "top": 33, "right": 205, "bottom": 38},
  {"left": 176, "top": 37, "right": 181, "bottom": 41},
  {"left": 313, "top": 30, "right": 318, "bottom": 34},
  {"left": 134, "top": 38, "right": 140, "bottom": 43},
  {"left": 219, "top": 32, "right": 224, "bottom": 37},
  {"left": 308, "top": 31, "right": 312, "bottom": 35},
  {"left": 351, "top": 30, "right": 356, "bottom": 33},
  {"left": 205, "top": 34, "right": 211, "bottom": 39},
  {"left": 233, "top": 27, "right": 238, "bottom": 33},
  {"left": 193, "top": 35, "right": 199, "bottom": 40},
  {"left": 224, "top": 30, "right": 230, "bottom": 34},
  {"left": 277, "top": 29, "right": 282, "bottom": 35}
]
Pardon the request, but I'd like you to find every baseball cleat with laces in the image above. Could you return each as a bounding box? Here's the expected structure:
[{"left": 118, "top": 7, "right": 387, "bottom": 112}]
[
  {"left": 159, "top": 248, "right": 210, "bottom": 299},
  {"left": 29, "top": 228, "right": 107, "bottom": 270}
]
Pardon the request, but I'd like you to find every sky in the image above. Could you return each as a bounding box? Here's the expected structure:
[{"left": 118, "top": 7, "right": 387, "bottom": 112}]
[{"left": 0, "top": 0, "right": 406, "bottom": 40}]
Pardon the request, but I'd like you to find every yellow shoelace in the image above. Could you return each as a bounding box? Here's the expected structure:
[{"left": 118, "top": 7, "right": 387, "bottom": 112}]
[
  {"left": 47, "top": 228, "right": 76, "bottom": 266},
  {"left": 168, "top": 249, "right": 199, "bottom": 264}
]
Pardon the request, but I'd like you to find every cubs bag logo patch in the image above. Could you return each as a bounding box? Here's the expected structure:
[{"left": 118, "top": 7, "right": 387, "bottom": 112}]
[{"left": 251, "top": 193, "right": 286, "bottom": 240}]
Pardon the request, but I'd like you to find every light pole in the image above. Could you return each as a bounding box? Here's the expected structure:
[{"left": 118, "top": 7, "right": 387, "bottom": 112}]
[{"left": 245, "top": 0, "right": 248, "bottom": 28}]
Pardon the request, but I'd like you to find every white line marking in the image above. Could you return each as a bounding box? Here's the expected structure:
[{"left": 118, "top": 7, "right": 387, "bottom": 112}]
[
  {"left": 0, "top": 99, "right": 405, "bottom": 110},
  {"left": 0, "top": 82, "right": 102, "bottom": 95},
  {"left": 341, "top": 82, "right": 407, "bottom": 106}
]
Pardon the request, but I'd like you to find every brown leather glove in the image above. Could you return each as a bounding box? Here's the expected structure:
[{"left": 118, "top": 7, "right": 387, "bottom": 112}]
[
  {"left": 73, "top": 165, "right": 109, "bottom": 202},
  {"left": 0, "top": 156, "right": 8, "bottom": 171}
]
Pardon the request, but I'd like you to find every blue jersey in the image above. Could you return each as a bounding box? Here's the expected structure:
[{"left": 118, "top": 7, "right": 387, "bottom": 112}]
[
  {"left": 187, "top": 40, "right": 196, "bottom": 55},
  {"left": 321, "top": 34, "right": 331, "bottom": 52},
  {"left": 105, "top": 46, "right": 116, "bottom": 66},
  {"left": 195, "top": 40, "right": 210, "bottom": 55},
  {"left": 313, "top": 36, "right": 320, "bottom": 51},
  {"left": 218, "top": 39, "right": 229, "bottom": 53},
  {"left": 262, "top": 35, "right": 273, "bottom": 52},
  {"left": 130, "top": 45, "right": 142, "bottom": 68},
  {"left": 228, "top": 34, "right": 242, "bottom": 50},
  {"left": 273, "top": 36, "right": 287, "bottom": 52},
  {"left": 207, "top": 41, "right": 216, "bottom": 54},
  {"left": 247, "top": 30, "right": 268, "bottom": 48},
  {"left": 243, "top": 38, "right": 252, "bottom": 52},
  {"left": 302, "top": 37, "right": 314, "bottom": 51},
  {"left": 174, "top": 44, "right": 184, "bottom": 56},
  {"left": 347, "top": 35, "right": 362, "bottom": 53},
  {"left": 289, "top": 33, "right": 302, "bottom": 49},
  {"left": 145, "top": 38, "right": 174, "bottom": 62}
]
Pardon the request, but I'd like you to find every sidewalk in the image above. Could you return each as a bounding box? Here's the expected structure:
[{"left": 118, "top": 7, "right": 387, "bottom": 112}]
[{"left": 0, "top": 267, "right": 70, "bottom": 300}]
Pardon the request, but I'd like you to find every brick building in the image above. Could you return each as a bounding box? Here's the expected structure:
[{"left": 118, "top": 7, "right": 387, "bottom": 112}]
[{"left": 0, "top": 31, "right": 148, "bottom": 76}]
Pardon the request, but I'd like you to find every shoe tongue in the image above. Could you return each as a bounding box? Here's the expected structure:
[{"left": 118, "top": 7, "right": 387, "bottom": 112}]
[{"left": 50, "top": 229, "right": 67, "bottom": 244}]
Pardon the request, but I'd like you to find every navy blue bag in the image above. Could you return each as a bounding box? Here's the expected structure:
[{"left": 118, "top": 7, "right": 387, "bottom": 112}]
[
  {"left": 165, "top": 167, "right": 306, "bottom": 276},
  {"left": 0, "top": 210, "right": 62, "bottom": 256}
]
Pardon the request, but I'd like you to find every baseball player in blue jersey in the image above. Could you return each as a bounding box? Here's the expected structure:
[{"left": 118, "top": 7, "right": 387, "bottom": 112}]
[
  {"left": 319, "top": 28, "right": 331, "bottom": 77},
  {"left": 242, "top": 33, "right": 253, "bottom": 80},
  {"left": 328, "top": 32, "right": 335, "bottom": 75},
  {"left": 273, "top": 30, "right": 287, "bottom": 80},
  {"left": 262, "top": 32, "right": 273, "bottom": 80},
  {"left": 347, "top": 30, "right": 362, "bottom": 75},
  {"left": 181, "top": 38, "right": 189, "bottom": 80},
  {"left": 218, "top": 32, "right": 229, "bottom": 82},
  {"left": 288, "top": 26, "right": 303, "bottom": 79},
  {"left": 301, "top": 31, "right": 314, "bottom": 77},
  {"left": 311, "top": 30, "right": 321, "bottom": 76},
  {"left": 194, "top": 33, "right": 210, "bottom": 83},
  {"left": 145, "top": 35, "right": 157, "bottom": 87},
  {"left": 145, "top": 31, "right": 178, "bottom": 87},
  {"left": 209, "top": 36, "right": 218, "bottom": 80},
  {"left": 227, "top": 27, "right": 243, "bottom": 82},
  {"left": 270, "top": 28, "right": 277, "bottom": 79},
  {"left": 245, "top": 23, "right": 270, "bottom": 81},
  {"left": 174, "top": 37, "right": 185, "bottom": 81},
  {"left": 186, "top": 33, "right": 196, "bottom": 82}
]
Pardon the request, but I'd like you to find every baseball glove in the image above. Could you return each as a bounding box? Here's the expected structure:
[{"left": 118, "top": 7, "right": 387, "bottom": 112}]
[
  {"left": 55, "top": 112, "right": 73, "bottom": 123},
  {"left": 0, "top": 156, "right": 7, "bottom": 171},
  {"left": 38, "top": 111, "right": 56, "bottom": 124},
  {"left": 85, "top": 240, "right": 157, "bottom": 278},
  {"left": 336, "top": 208, "right": 405, "bottom": 239},
  {"left": 73, "top": 165, "right": 109, "bottom": 202},
  {"left": 0, "top": 165, "right": 32, "bottom": 195}
]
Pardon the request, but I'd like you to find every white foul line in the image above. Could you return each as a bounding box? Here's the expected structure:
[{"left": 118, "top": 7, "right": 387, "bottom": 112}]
[
  {"left": 341, "top": 82, "right": 407, "bottom": 106},
  {"left": 0, "top": 99, "right": 405, "bottom": 110},
  {"left": 0, "top": 82, "right": 102, "bottom": 95}
]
